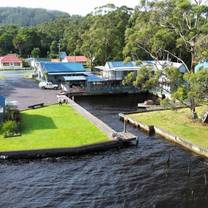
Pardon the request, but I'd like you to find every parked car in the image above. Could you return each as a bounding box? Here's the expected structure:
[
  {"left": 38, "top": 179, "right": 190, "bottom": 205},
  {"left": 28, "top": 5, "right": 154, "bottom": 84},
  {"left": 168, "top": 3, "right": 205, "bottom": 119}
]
[{"left": 39, "top": 81, "right": 58, "bottom": 90}]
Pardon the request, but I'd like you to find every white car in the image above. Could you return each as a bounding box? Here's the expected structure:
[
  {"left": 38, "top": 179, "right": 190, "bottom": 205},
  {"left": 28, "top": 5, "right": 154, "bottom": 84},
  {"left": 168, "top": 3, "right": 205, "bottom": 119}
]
[{"left": 39, "top": 81, "right": 58, "bottom": 90}]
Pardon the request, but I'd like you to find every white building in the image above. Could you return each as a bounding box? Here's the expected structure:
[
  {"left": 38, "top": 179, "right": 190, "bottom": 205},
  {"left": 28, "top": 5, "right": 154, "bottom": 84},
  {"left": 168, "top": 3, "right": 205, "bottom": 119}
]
[
  {"left": 95, "top": 61, "right": 140, "bottom": 80},
  {"left": 93, "top": 4, "right": 117, "bottom": 15},
  {"left": 96, "top": 60, "right": 188, "bottom": 98},
  {"left": 0, "top": 54, "right": 23, "bottom": 70}
]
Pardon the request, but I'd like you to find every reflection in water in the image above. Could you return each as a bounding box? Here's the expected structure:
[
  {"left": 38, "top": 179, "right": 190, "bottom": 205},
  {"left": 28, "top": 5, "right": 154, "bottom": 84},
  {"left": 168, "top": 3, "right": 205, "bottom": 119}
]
[{"left": 0, "top": 94, "right": 208, "bottom": 208}]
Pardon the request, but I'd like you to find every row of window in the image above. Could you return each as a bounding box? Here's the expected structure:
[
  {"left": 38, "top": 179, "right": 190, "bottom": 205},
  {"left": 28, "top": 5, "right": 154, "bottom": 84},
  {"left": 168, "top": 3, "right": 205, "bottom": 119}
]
[{"left": 2, "top": 63, "right": 21, "bottom": 66}]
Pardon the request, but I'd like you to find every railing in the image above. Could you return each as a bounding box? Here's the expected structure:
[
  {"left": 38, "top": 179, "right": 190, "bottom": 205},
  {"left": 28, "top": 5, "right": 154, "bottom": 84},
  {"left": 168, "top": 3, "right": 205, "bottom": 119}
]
[{"left": 85, "top": 85, "right": 138, "bottom": 94}]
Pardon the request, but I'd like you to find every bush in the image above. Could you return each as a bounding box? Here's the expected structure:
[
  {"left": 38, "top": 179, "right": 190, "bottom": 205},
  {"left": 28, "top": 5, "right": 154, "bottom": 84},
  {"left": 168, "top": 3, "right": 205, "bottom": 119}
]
[
  {"left": 160, "top": 98, "right": 177, "bottom": 110},
  {"left": 1, "top": 120, "right": 20, "bottom": 138}
]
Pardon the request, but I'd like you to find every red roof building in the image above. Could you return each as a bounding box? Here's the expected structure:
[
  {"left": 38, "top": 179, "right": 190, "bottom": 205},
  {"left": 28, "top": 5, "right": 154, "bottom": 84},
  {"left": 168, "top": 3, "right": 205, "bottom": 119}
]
[
  {"left": 0, "top": 54, "right": 22, "bottom": 69},
  {"left": 63, "top": 56, "right": 88, "bottom": 64}
]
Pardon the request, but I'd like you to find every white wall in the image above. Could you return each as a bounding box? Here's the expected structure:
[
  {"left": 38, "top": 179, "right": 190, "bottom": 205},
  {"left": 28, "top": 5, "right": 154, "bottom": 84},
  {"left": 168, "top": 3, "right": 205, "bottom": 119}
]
[
  {"left": 0, "top": 62, "right": 23, "bottom": 70},
  {"left": 103, "top": 71, "right": 123, "bottom": 80}
]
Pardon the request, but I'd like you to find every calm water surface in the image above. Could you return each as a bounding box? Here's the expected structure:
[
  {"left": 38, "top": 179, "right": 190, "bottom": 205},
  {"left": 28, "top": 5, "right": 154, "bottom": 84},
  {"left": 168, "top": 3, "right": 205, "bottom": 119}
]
[{"left": 1, "top": 94, "right": 208, "bottom": 208}]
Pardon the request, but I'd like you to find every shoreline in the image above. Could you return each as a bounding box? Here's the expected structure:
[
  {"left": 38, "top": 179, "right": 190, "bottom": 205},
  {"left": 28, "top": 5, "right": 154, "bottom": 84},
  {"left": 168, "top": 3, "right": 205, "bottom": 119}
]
[
  {"left": 0, "top": 139, "right": 135, "bottom": 160},
  {"left": 119, "top": 112, "right": 208, "bottom": 158},
  {"left": 0, "top": 100, "right": 136, "bottom": 160}
]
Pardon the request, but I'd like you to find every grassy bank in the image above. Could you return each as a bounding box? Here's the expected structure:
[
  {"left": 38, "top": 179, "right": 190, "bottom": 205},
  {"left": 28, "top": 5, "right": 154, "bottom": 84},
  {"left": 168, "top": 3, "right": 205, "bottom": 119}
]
[
  {"left": 129, "top": 106, "right": 208, "bottom": 147},
  {"left": 0, "top": 104, "right": 108, "bottom": 151}
]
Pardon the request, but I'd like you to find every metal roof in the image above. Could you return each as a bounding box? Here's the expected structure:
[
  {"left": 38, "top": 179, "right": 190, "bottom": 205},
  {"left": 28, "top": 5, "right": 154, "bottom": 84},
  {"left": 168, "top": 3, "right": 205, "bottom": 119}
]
[
  {"left": 106, "top": 61, "right": 134, "bottom": 68},
  {"left": 40, "top": 62, "right": 85, "bottom": 73},
  {"left": 84, "top": 72, "right": 104, "bottom": 82}
]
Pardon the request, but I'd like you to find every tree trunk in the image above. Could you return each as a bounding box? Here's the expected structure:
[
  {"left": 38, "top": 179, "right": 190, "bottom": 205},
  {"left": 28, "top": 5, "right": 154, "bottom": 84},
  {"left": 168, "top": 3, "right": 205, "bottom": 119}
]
[
  {"left": 190, "top": 46, "right": 195, "bottom": 73},
  {"left": 190, "top": 99, "right": 198, "bottom": 119},
  {"left": 90, "top": 57, "right": 93, "bottom": 72}
]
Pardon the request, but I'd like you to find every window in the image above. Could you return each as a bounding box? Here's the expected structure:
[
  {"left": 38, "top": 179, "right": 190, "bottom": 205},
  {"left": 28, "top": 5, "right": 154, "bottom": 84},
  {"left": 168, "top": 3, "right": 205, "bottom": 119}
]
[{"left": 14, "top": 63, "right": 20, "bottom": 66}]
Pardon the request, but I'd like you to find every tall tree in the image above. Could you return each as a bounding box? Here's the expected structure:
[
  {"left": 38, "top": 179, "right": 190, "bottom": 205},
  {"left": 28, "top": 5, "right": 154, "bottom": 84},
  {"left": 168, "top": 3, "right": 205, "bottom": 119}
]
[
  {"left": 0, "top": 25, "right": 17, "bottom": 55},
  {"left": 13, "top": 28, "right": 40, "bottom": 56},
  {"left": 123, "top": 0, "right": 208, "bottom": 118}
]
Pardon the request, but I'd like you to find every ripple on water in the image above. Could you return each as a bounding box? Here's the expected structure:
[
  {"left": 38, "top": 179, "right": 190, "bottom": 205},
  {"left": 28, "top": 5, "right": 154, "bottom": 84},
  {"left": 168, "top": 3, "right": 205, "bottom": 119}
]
[{"left": 1, "top": 94, "right": 208, "bottom": 208}]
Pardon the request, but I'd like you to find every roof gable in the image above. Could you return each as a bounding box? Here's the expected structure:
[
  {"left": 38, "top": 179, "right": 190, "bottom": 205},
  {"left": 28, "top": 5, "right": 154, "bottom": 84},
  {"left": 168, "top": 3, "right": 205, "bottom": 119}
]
[
  {"left": 107, "top": 61, "right": 134, "bottom": 69},
  {"left": 65, "top": 56, "right": 88, "bottom": 62},
  {"left": 40, "top": 62, "right": 85, "bottom": 73},
  {"left": 0, "top": 54, "right": 22, "bottom": 63}
]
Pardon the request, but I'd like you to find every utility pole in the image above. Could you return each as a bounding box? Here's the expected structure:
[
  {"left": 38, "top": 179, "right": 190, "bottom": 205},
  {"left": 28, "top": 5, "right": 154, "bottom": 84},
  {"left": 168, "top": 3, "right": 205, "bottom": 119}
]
[{"left": 58, "top": 40, "right": 61, "bottom": 59}]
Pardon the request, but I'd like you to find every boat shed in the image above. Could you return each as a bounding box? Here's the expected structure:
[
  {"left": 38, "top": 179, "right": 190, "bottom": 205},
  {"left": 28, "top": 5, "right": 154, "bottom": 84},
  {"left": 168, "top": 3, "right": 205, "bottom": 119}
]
[
  {"left": 96, "top": 61, "right": 140, "bottom": 81},
  {"left": 36, "top": 62, "right": 104, "bottom": 88},
  {"left": 37, "top": 62, "right": 86, "bottom": 84}
]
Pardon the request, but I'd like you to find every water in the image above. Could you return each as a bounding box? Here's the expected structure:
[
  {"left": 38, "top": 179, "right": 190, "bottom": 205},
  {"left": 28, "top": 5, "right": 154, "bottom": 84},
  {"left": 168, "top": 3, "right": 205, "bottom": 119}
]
[{"left": 1, "top": 94, "right": 208, "bottom": 208}]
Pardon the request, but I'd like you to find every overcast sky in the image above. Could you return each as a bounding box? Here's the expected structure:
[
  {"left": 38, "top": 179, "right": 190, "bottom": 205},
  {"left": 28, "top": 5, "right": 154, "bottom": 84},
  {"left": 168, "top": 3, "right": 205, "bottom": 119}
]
[{"left": 0, "top": 0, "right": 139, "bottom": 15}]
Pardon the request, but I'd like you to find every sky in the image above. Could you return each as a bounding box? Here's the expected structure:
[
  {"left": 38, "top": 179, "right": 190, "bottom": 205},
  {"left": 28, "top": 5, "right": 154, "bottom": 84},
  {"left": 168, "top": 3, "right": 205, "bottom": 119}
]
[{"left": 0, "top": 0, "right": 139, "bottom": 15}]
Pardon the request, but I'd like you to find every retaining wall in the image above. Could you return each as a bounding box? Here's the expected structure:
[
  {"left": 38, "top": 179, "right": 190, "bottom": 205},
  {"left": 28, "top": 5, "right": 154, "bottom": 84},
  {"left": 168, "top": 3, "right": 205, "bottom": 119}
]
[
  {"left": 0, "top": 140, "right": 134, "bottom": 160},
  {"left": 119, "top": 113, "right": 208, "bottom": 158},
  {"left": 0, "top": 100, "right": 135, "bottom": 160}
]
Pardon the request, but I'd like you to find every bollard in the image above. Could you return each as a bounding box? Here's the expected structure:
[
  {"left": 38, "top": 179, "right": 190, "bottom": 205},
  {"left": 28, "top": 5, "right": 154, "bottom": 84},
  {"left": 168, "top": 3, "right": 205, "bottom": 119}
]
[
  {"left": 123, "top": 119, "right": 127, "bottom": 133},
  {"left": 148, "top": 125, "right": 155, "bottom": 136},
  {"left": 191, "top": 189, "right": 195, "bottom": 199},
  {"left": 135, "top": 136, "right": 139, "bottom": 146},
  {"left": 187, "top": 164, "right": 190, "bottom": 177},
  {"left": 167, "top": 153, "right": 170, "bottom": 168}
]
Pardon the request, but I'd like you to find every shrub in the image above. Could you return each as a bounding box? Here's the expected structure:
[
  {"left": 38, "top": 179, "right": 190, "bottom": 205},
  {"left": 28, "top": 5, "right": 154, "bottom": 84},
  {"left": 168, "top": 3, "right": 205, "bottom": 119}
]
[
  {"left": 160, "top": 98, "right": 177, "bottom": 110},
  {"left": 1, "top": 120, "right": 19, "bottom": 138}
]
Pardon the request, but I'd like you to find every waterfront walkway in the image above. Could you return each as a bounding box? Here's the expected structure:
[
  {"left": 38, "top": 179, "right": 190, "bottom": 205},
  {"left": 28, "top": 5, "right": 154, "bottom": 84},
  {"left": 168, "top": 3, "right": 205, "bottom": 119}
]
[{"left": 64, "top": 96, "right": 135, "bottom": 140}]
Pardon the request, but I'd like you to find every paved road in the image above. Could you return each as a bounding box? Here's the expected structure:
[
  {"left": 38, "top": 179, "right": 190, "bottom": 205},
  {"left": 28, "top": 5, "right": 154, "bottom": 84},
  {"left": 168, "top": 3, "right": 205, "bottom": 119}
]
[{"left": 0, "top": 70, "right": 59, "bottom": 110}]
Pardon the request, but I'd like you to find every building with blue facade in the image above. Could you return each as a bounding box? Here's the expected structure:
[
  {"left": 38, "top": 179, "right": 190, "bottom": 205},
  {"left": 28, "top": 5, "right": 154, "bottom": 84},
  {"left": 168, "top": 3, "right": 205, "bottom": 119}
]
[
  {"left": 35, "top": 61, "right": 104, "bottom": 87},
  {"left": 195, "top": 61, "right": 208, "bottom": 72}
]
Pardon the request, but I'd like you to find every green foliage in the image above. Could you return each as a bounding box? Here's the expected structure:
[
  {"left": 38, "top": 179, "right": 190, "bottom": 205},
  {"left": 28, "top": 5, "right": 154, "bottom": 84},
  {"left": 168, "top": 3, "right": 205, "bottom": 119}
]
[
  {"left": 129, "top": 106, "right": 208, "bottom": 147},
  {"left": 13, "top": 28, "right": 41, "bottom": 56},
  {"left": 0, "top": 7, "right": 67, "bottom": 26},
  {"left": 133, "top": 67, "right": 161, "bottom": 91},
  {"left": 0, "top": 1, "right": 208, "bottom": 68},
  {"left": 123, "top": 0, "right": 208, "bottom": 71},
  {"left": 123, "top": 66, "right": 162, "bottom": 93},
  {"left": 1, "top": 120, "right": 17, "bottom": 138},
  {"left": 49, "top": 40, "right": 58, "bottom": 58},
  {"left": 184, "top": 70, "right": 208, "bottom": 102},
  {"left": 160, "top": 98, "right": 177, "bottom": 110},
  {"left": 171, "top": 69, "right": 208, "bottom": 117},
  {"left": 165, "top": 67, "right": 184, "bottom": 93},
  {"left": 122, "top": 72, "right": 135, "bottom": 86},
  {"left": 0, "top": 105, "right": 108, "bottom": 151},
  {"left": 31, "top": 48, "right": 40, "bottom": 58}
]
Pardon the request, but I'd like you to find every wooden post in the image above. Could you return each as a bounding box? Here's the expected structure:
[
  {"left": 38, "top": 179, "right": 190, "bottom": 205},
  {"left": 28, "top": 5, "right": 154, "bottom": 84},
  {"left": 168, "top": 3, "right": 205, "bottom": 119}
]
[
  {"left": 148, "top": 125, "right": 155, "bottom": 136},
  {"left": 123, "top": 119, "right": 127, "bottom": 133}
]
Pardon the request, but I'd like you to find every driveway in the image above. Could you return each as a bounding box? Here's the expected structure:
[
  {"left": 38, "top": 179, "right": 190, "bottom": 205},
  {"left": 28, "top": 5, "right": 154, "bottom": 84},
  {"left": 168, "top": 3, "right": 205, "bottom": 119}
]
[{"left": 0, "top": 70, "right": 59, "bottom": 110}]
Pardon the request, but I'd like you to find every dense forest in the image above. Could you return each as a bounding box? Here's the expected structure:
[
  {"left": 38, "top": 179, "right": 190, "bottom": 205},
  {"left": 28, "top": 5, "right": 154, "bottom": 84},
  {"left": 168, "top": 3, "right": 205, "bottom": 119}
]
[
  {"left": 0, "top": 7, "right": 68, "bottom": 26},
  {"left": 0, "top": 1, "right": 208, "bottom": 69}
]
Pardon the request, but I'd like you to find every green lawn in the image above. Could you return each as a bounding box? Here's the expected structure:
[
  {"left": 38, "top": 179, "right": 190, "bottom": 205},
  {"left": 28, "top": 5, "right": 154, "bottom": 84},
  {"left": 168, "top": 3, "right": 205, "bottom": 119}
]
[
  {"left": 0, "top": 104, "right": 108, "bottom": 151},
  {"left": 129, "top": 106, "right": 208, "bottom": 147}
]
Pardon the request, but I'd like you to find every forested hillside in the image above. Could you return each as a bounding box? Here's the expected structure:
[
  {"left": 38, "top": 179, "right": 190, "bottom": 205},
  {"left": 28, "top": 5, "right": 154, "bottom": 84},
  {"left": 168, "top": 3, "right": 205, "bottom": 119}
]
[
  {"left": 0, "top": 7, "right": 68, "bottom": 26},
  {"left": 0, "top": 1, "right": 208, "bottom": 70}
]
